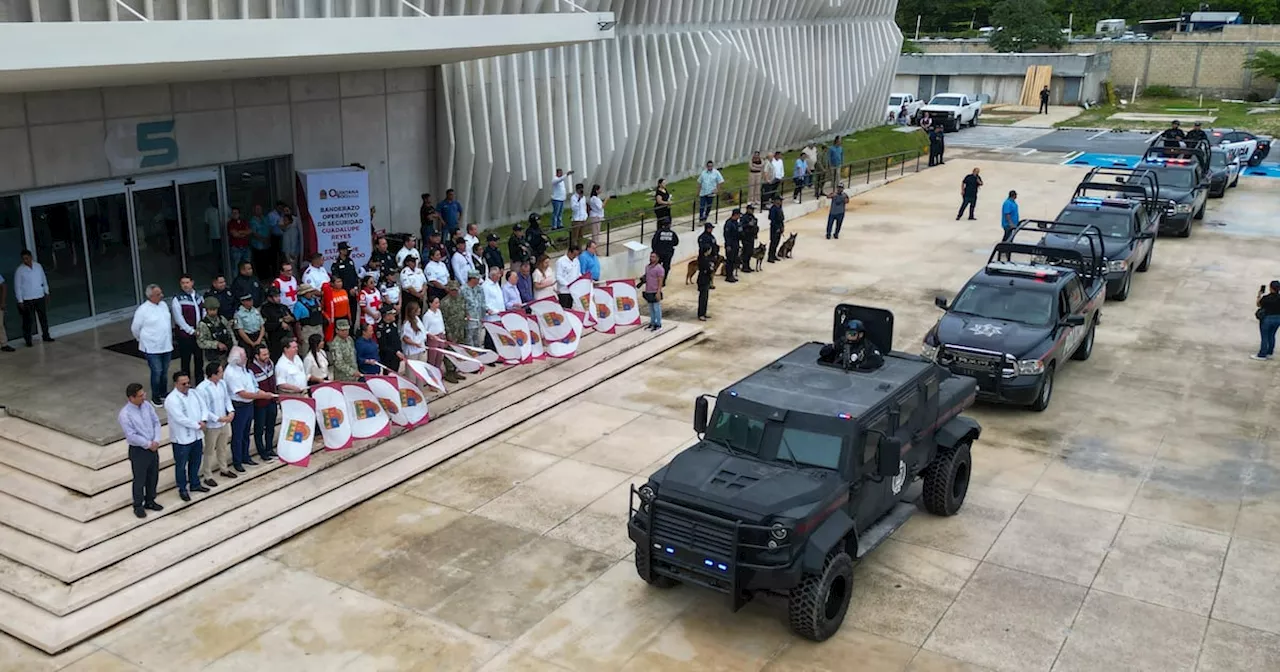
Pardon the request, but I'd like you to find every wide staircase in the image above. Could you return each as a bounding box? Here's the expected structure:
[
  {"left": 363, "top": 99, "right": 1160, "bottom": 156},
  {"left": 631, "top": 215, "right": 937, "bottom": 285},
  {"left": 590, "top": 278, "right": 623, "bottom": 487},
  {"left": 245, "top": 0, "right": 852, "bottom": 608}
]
[{"left": 0, "top": 322, "right": 696, "bottom": 654}]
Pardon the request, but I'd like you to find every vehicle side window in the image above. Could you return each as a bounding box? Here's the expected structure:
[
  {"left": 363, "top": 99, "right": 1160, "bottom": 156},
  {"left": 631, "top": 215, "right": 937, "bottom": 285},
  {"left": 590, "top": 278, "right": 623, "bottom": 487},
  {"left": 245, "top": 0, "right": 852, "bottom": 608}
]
[
  {"left": 1058, "top": 290, "right": 1070, "bottom": 320},
  {"left": 862, "top": 415, "right": 889, "bottom": 465},
  {"left": 1067, "top": 279, "right": 1085, "bottom": 312}
]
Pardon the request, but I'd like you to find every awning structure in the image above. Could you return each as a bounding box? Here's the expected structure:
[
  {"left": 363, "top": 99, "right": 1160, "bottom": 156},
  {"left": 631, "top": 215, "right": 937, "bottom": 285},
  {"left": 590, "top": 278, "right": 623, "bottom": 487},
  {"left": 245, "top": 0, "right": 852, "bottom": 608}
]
[{"left": 0, "top": 13, "right": 616, "bottom": 92}]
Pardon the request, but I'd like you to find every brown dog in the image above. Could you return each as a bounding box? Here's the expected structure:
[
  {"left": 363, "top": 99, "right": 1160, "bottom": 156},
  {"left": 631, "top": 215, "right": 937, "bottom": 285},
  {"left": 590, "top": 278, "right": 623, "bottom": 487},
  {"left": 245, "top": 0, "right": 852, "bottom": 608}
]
[
  {"left": 778, "top": 233, "right": 797, "bottom": 259},
  {"left": 686, "top": 254, "right": 724, "bottom": 284},
  {"left": 751, "top": 243, "right": 766, "bottom": 271}
]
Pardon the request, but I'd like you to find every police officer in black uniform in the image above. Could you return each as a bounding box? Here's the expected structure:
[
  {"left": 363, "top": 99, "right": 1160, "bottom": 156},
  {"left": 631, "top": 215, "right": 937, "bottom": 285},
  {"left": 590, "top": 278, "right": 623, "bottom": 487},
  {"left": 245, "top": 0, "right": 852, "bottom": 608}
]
[
  {"left": 375, "top": 304, "right": 402, "bottom": 373},
  {"left": 370, "top": 236, "right": 394, "bottom": 273},
  {"left": 767, "top": 196, "right": 785, "bottom": 263},
  {"left": 205, "top": 274, "right": 237, "bottom": 321},
  {"left": 507, "top": 224, "right": 532, "bottom": 272},
  {"left": 696, "top": 221, "right": 716, "bottom": 321},
  {"left": 722, "top": 209, "right": 742, "bottom": 283},
  {"left": 697, "top": 219, "right": 720, "bottom": 290},
  {"left": 1184, "top": 121, "right": 1208, "bottom": 146},
  {"left": 819, "top": 319, "right": 884, "bottom": 371},
  {"left": 1160, "top": 120, "right": 1186, "bottom": 148},
  {"left": 739, "top": 204, "right": 759, "bottom": 273},
  {"left": 525, "top": 213, "right": 549, "bottom": 259},
  {"left": 330, "top": 242, "right": 360, "bottom": 300},
  {"left": 482, "top": 233, "right": 504, "bottom": 272},
  {"left": 650, "top": 220, "right": 679, "bottom": 286}
]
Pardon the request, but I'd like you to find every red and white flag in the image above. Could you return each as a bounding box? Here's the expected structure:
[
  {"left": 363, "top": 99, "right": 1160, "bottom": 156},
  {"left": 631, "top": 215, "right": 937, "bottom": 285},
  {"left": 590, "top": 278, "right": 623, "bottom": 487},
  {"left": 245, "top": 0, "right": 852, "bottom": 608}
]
[
  {"left": 338, "top": 382, "right": 391, "bottom": 441},
  {"left": 592, "top": 285, "right": 616, "bottom": 335},
  {"left": 500, "top": 311, "right": 534, "bottom": 364},
  {"left": 529, "top": 298, "right": 574, "bottom": 342},
  {"left": 310, "top": 382, "right": 353, "bottom": 451},
  {"left": 404, "top": 359, "right": 447, "bottom": 394},
  {"left": 483, "top": 320, "right": 523, "bottom": 364},
  {"left": 528, "top": 319, "right": 546, "bottom": 360},
  {"left": 545, "top": 309, "right": 587, "bottom": 358},
  {"left": 276, "top": 396, "right": 317, "bottom": 467},
  {"left": 605, "top": 279, "right": 641, "bottom": 327},
  {"left": 568, "top": 275, "right": 596, "bottom": 328},
  {"left": 365, "top": 375, "right": 419, "bottom": 427}
]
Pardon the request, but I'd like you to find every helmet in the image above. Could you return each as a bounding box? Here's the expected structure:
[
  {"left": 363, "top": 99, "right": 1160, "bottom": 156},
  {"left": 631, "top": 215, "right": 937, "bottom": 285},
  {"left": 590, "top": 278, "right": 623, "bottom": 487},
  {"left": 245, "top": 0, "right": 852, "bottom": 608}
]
[
  {"left": 528, "top": 212, "right": 541, "bottom": 226},
  {"left": 844, "top": 318, "right": 864, "bottom": 342}
]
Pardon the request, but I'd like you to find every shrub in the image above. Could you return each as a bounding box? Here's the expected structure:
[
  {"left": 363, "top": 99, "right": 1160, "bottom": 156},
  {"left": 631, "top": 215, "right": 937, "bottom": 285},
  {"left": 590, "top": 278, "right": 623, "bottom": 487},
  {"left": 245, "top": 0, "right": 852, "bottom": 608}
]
[{"left": 1141, "top": 84, "right": 1179, "bottom": 98}]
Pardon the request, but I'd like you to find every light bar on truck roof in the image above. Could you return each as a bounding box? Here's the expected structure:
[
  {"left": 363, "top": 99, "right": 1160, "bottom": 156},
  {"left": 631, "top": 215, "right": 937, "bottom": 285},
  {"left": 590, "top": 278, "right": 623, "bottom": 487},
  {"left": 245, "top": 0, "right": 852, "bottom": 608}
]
[{"left": 1142, "top": 158, "right": 1193, "bottom": 166}]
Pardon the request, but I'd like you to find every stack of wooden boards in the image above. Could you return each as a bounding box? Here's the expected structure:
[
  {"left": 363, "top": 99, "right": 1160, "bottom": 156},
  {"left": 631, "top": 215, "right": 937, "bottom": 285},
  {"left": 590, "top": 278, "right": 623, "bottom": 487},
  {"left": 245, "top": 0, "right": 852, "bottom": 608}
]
[
  {"left": 0, "top": 322, "right": 697, "bottom": 654},
  {"left": 1020, "top": 65, "right": 1053, "bottom": 107}
]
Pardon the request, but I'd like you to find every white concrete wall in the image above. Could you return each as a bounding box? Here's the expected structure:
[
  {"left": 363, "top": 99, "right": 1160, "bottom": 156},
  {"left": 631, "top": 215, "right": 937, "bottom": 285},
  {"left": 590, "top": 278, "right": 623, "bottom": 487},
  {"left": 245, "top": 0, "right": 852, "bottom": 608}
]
[{"left": 0, "top": 67, "right": 439, "bottom": 234}]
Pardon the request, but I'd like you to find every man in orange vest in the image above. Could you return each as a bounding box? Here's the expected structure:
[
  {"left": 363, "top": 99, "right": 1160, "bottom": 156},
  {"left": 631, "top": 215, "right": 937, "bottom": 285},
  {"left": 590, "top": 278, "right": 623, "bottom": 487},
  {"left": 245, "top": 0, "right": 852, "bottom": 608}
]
[{"left": 322, "top": 275, "right": 352, "bottom": 342}]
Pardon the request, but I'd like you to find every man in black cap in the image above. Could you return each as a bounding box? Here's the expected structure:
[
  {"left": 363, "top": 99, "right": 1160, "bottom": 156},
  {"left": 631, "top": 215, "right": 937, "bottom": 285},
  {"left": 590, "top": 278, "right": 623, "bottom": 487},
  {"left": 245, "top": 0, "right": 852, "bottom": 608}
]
[
  {"left": 739, "top": 205, "right": 759, "bottom": 273},
  {"left": 722, "top": 209, "right": 742, "bottom": 283},
  {"left": 1161, "top": 120, "right": 1186, "bottom": 148},
  {"left": 369, "top": 236, "right": 394, "bottom": 273},
  {"left": 650, "top": 219, "right": 679, "bottom": 286},
  {"left": 375, "top": 304, "right": 404, "bottom": 374},
  {"left": 1185, "top": 121, "right": 1208, "bottom": 146},
  {"left": 330, "top": 242, "right": 360, "bottom": 302},
  {"left": 767, "top": 196, "right": 785, "bottom": 263},
  {"left": 205, "top": 274, "right": 237, "bottom": 321},
  {"left": 230, "top": 261, "right": 263, "bottom": 307},
  {"left": 482, "top": 233, "right": 505, "bottom": 273},
  {"left": 696, "top": 221, "right": 716, "bottom": 321},
  {"left": 508, "top": 223, "right": 532, "bottom": 273},
  {"left": 260, "top": 286, "right": 294, "bottom": 361}
]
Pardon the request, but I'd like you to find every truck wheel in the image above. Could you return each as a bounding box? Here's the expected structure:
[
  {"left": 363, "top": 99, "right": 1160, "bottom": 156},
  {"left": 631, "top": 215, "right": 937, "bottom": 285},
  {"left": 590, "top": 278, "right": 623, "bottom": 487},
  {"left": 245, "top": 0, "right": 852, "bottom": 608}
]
[
  {"left": 1178, "top": 221, "right": 1192, "bottom": 238},
  {"left": 1111, "top": 273, "right": 1131, "bottom": 302},
  {"left": 1194, "top": 203, "right": 1205, "bottom": 220},
  {"left": 1137, "top": 247, "right": 1152, "bottom": 272},
  {"left": 1029, "top": 364, "right": 1055, "bottom": 412},
  {"left": 788, "top": 551, "right": 854, "bottom": 642},
  {"left": 634, "top": 548, "right": 678, "bottom": 589},
  {"left": 922, "top": 441, "right": 972, "bottom": 516},
  {"left": 1231, "top": 175, "right": 1239, "bottom": 187},
  {"left": 1072, "top": 322, "right": 1096, "bottom": 360}
]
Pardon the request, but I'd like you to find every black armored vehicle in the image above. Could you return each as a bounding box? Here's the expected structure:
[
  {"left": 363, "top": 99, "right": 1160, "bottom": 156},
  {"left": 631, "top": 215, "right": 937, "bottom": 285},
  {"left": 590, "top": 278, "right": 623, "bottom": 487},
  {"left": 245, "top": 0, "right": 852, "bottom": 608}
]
[
  {"left": 922, "top": 224, "right": 1106, "bottom": 411},
  {"left": 1052, "top": 167, "right": 1160, "bottom": 301},
  {"left": 628, "top": 305, "right": 981, "bottom": 642},
  {"left": 1137, "top": 142, "right": 1210, "bottom": 237}
]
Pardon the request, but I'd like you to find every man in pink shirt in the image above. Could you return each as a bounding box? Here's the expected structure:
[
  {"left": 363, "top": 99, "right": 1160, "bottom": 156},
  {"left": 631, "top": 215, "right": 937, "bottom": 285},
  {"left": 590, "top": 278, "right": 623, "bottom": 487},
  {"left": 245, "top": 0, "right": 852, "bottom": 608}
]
[{"left": 640, "top": 251, "right": 665, "bottom": 331}]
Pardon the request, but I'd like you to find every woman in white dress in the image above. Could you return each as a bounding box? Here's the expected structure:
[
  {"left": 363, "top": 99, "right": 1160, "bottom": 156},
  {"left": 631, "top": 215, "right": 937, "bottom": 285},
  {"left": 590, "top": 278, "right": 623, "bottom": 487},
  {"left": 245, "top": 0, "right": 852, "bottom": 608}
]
[
  {"left": 303, "top": 333, "right": 330, "bottom": 385},
  {"left": 532, "top": 254, "right": 556, "bottom": 301},
  {"left": 421, "top": 295, "right": 447, "bottom": 372},
  {"left": 587, "top": 184, "right": 609, "bottom": 242},
  {"left": 400, "top": 301, "right": 428, "bottom": 375}
]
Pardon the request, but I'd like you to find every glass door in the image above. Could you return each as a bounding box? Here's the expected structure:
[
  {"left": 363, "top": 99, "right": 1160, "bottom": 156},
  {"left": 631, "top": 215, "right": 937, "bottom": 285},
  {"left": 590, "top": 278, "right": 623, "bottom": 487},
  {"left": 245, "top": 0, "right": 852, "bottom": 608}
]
[
  {"left": 80, "top": 185, "right": 137, "bottom": 316},
  {"left": 129, "top": 178, "right": 183, "bottom": 297},
  {"left": 174, "top": 170, "right": 223, "bottom": 286},
  {"left": 26, "top": 188, "right": 97, "bottom": 328}
]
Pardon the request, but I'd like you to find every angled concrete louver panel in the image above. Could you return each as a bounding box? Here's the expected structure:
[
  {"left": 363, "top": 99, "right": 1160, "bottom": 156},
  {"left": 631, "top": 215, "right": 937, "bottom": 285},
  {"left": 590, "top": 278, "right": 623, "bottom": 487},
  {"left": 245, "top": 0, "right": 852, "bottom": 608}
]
[{"left": 439, "top": 0, "right": 904, "bottom": 228}]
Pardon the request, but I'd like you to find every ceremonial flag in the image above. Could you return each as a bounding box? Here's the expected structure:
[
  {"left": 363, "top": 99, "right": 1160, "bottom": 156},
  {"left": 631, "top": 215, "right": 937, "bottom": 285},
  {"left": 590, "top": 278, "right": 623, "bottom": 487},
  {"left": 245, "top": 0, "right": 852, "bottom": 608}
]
[
  {"left": 528, "top": 320, "right": 546, "bottom": 360},
  {"left": 339, "top": 382, "right": 391, "bottom": 440},
  {"left": 500, "top": 311, "right": 534, "bottom": 364},
  {"left": 605, "top": 279, "right": 641, "bottom": 327},
  {"left": 529, "top": 298, "right": 573, "bottom": 342},
  {"left": 365, "top": 375, "right": 413, "bottom": 427},
  {"left": 546, "top": 309, "right": 587, "bottom": 358},
  {"left": 447, "top": 343, "right": 485, "bottom": 374},
  {"left": 395, "top": 373, "right": 430, "bottom": 426},
  {"left": 404, "top": 359, "right": 447, "bottom": 393},
  {"left": 310, "top": 383, "right": 353, "bottom": 450},
  {"left": 568, "top": 275, "right": 596, "bottom": 328},
  {"left": 483, "top": 320, "right": 524, "bottom": 364},
  {"left": 592, "top": 286, "right": 616, "bottom": 335},
  {"left": 275, "top": 397, "right": 317, "bottom": 467}
]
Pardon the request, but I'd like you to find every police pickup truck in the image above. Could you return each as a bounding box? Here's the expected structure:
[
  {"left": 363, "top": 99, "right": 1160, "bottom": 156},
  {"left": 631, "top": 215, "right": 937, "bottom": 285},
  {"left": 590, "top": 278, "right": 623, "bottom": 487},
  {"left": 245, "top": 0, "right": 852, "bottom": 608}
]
[
  {"left": 1053, "top": 167, "right": 1160, "bottom": 301},
  {"left": 1138, "top": 142, "right": 1210, "bottom": 237},
  {"left": 922, "top": 224, "right": 1106, "bottom": 411},
  {"left": 629, "top": 305, "right": 981, "bottom": 642}
]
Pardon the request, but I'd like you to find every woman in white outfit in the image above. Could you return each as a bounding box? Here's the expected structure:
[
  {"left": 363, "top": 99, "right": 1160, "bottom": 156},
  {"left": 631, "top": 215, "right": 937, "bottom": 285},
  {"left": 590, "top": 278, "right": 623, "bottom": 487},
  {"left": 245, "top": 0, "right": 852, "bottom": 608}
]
[
  {"left": 587, "top": 184, "right": 608, "bottom": 242},
  {"left": 303, "top": 333, "right": 330, "bottom": 384},
  {"left": 400, "top": 301, "right": 428, "bottom": 374}
]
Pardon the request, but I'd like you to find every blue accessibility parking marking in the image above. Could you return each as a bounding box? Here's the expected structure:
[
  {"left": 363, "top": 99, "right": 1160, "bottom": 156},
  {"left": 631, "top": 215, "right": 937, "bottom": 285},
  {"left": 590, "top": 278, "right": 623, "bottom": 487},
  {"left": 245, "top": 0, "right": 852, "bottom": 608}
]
[
  {"left": 1242, "top": 164, "right": 1280, "bottom": 178},
  {"left": 1062, "top": 153, "right": 1140, "bottom": 168}
]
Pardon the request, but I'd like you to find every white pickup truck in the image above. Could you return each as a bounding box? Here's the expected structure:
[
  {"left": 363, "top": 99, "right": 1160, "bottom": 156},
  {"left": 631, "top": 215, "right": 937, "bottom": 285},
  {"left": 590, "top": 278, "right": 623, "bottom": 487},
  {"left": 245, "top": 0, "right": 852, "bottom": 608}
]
[
  {"left": 919, "top": 93, "right": 982, "bottom": 132},
  {"left": 886, "top": 93, "right": 924, "bottom": 124}
]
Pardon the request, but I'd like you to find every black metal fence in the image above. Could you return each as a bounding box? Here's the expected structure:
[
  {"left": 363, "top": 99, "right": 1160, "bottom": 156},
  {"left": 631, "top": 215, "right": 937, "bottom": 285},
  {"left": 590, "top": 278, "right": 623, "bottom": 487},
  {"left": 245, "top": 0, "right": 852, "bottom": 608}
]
[{"left": 594, "top": 147, "right": 927, "bottom": 256}]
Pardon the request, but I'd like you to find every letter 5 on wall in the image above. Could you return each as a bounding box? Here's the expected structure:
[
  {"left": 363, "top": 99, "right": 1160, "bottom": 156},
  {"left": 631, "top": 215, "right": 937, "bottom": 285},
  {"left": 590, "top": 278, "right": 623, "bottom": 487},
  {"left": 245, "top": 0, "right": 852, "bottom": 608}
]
[{"left": 136, "top": 120, "right": 179, "bottom": 168}]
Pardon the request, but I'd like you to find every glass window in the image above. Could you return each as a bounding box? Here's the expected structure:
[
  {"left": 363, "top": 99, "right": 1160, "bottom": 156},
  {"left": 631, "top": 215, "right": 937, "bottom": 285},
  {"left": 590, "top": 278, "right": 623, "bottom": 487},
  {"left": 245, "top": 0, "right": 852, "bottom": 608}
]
[
  {"left": 778, "top": 429, "right": 843, "bottom": 471},
  {"left": 1054, "top": 209, "right": 1133, "bottom": 239},
  {"left": 706, "top": 411, "right": 766, "bottom": 455},
  {"left": 950, "top": 282, "right": 1055, "bottom": 326},
  {"left": 863, "top": 416, "right": 889, "bottom": 464}
]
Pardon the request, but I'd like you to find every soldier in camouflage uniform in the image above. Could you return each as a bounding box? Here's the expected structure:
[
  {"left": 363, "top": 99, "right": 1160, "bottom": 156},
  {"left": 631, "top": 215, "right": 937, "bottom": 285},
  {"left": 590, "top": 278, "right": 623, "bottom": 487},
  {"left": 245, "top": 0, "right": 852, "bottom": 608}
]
[
  {"left": 329, "top": 318, "right": 359, "bottom": 381},
  {"left": 196, "top": 297, "right": 234, "bottom": 365},
  {"left": 438, "top": 279, "right": 468, "bottom": 382},
  {"left": 459, "top": 270, "right": 487, "bottom": 349}
]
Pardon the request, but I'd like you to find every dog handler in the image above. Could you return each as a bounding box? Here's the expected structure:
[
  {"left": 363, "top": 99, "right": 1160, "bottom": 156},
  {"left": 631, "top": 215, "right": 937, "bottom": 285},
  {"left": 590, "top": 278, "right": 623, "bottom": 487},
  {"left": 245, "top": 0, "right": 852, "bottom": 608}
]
[{"left": 696, "top": 221, "right": 716, "bottom": 322}]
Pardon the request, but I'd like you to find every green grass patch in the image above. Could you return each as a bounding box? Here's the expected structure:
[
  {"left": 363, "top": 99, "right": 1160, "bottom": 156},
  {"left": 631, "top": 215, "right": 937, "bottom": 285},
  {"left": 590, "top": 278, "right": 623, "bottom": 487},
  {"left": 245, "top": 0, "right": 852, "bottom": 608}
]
[
  {"left": 1056, "top": 97, "right": 1280, "bottom": 137},
  {"left": 482, "top": 125, "right": 928, "bottom": 243}
]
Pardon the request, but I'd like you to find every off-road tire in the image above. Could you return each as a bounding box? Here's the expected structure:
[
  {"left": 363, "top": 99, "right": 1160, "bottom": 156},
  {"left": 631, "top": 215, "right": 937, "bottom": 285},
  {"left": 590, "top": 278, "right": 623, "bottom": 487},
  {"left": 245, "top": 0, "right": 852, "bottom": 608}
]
[
  {"left": 634, "top": 548, "right": 677, "bottom": 589},
  {"left": 1194, "top": 203, "right": 1205, "bottom": 220},
  {"left": 1029, "top": 363, "right": 1055, "bottom": 412},
  {"left": 1137, "top": 247, "right": 1152, "bottom": 272},
  {"left": 788, "top": 551, "right": 854, "bottom": 642},
  {"left": 1072, "top": 322, "right": 1096, "bottom": 360},
  {"left": 1178, "top": 220, "right": 1192, "bottom": 238},
  {"left": 922, "top": 441, "right": 972, "bottom": 516},
  {"left": 1111, "top": 273, "right": 1131, "bottom": 302}
]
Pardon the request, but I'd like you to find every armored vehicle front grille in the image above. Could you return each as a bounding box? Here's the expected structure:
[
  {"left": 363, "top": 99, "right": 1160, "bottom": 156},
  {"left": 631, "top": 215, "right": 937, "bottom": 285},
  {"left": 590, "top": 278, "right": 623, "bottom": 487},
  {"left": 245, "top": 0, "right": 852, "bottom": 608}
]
[{"left": 651, "top": 507, "right": 737, "bottom": 561}]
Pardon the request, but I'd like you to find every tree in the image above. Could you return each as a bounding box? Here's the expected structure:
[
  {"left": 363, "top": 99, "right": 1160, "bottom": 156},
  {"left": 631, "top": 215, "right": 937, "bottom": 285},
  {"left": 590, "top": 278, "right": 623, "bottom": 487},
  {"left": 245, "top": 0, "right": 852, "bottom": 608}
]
[
  {"left": 988, "top": 0, "right": 1065, "bottom": 53},
  {"left": 1244, "top": 49, "right": 1280, "bottom": 100}
]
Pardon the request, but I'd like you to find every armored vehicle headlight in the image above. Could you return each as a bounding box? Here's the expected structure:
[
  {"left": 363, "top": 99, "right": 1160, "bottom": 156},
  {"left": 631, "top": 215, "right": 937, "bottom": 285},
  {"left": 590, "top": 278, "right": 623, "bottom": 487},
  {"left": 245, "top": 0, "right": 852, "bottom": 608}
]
[
  {"left": 770, "top": 523, "right": 789, "bottom": 540},
  {"left": 920, "top": 343, "right": 939, "bottom": 361},
  {"left": 1107, "top": 259, "right": 1128, "bottom": 273},
  {"left": 638, "top": 485, "right": 656, "bottom": 502},
  {"left": 1016, "top": 359, "right": 1045, "bottom": 376}
]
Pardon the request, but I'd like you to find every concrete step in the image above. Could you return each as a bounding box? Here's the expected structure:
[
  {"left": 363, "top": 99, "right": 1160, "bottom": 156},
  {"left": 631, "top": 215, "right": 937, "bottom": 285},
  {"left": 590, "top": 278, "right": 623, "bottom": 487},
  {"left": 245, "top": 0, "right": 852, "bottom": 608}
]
[
  {"left": 0, "top": 437, "right": 174, "bottom": 497},
  {"left": 0, "top": 323, "right": 698, "bottom": 654},
  {"left": 0, "top": 417, "right": 121, "bottom": 470}
]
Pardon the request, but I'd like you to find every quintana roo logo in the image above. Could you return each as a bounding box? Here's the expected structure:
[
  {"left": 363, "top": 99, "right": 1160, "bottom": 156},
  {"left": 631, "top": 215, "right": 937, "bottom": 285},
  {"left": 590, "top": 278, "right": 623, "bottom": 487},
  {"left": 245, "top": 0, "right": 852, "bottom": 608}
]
[{"left": 891, "top": 460, "right": 907, "bottom": 495}]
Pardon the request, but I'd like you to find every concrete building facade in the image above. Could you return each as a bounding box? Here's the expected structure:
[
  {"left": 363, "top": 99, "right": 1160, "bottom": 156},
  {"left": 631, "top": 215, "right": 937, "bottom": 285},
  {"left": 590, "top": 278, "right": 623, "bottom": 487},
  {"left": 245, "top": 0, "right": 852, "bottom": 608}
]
[
  {"left": 895, "top": 52, "right": 1111, "bottom": 105},
  {"left": 0, "top": 0, "right": 899, "bottom": 338}
]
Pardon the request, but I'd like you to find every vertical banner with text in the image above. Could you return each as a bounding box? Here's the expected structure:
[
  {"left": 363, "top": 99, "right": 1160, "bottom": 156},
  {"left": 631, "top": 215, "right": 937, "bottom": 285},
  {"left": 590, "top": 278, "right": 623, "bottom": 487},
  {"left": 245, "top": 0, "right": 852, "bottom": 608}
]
[{"left": 296, "top": 167, "right": 371, "bottom": 270}]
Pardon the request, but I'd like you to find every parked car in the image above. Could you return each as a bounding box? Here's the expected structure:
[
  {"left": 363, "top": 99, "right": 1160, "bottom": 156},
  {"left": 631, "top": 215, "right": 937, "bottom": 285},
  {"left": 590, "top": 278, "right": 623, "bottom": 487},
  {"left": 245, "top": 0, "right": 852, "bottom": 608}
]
[
  {"left": 1208, "top": 128, "right": 1272, "bottom": 166},
  {"left": 919, "top": 93, "right": 981, "bottom": 132},
  {"left": 1207, "top": 147, "right": 1242, "bottom": 197},
  {"left": 886, "top": 93, "right": 924, "bottom": 124}
]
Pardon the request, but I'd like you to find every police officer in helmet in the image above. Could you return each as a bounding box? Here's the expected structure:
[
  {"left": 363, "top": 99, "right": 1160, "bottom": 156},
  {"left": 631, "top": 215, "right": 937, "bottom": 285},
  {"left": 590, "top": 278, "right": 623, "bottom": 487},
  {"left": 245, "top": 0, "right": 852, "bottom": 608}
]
[{"left": 819, "top": 318, "right": 884, "bottom": 371}]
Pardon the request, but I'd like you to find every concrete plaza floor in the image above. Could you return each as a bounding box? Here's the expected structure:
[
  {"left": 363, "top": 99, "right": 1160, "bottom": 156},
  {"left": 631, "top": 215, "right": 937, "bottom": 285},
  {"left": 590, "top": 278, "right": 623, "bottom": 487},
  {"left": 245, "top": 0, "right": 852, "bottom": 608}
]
[{"left": 5, "top": 160, "right": 1280, "bottom": 671}]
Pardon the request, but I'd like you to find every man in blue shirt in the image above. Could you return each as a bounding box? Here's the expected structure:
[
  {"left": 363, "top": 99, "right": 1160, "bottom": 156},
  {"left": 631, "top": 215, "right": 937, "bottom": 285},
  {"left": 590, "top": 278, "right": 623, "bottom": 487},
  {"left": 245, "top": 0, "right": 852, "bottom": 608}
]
[
  {"left": 828, "top": 137, "right": 844, "bottom": 183},
  {"left": 578, "top": 240, "right": 602, "bottom": 281},
  {"left": 697, "top": 160, "right": 724, "bottom": 223},
  {"left": 438, "top": 189, "right": 464, "bottom": 239},
  {"left": 1001, "top": 190, "right": 1019, "bottom": 241}
]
